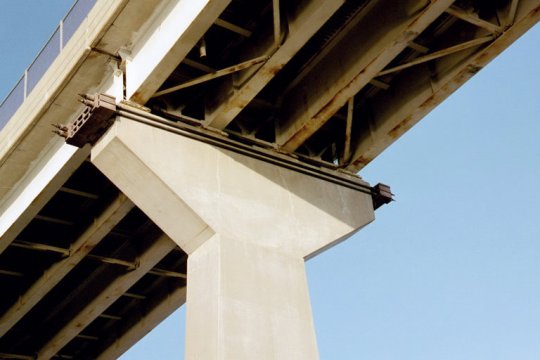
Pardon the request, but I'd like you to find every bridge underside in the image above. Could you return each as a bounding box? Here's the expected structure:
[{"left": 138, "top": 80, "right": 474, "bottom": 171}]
[
  {"left": 0, "top": 0, "right": 539, "bottom": 358},
  {"left": 142, "top": 0, "right": 539, "bottom": 173},
  {"left": 0, "top": 158, "right": 188, "bottom": 359}
]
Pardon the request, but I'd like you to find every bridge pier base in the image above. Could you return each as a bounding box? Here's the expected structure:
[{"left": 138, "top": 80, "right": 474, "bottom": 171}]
[
  {"left": 91, "top": 116, "right": 375, "bottom": 359},
  {"left": 185, "top": 234, "right": 318, "bottom": 359}
]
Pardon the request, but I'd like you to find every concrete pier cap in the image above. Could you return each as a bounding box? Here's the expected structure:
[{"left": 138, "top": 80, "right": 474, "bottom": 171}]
[{"left": 91, "top": 116, "right": 375, "bottom": 359}]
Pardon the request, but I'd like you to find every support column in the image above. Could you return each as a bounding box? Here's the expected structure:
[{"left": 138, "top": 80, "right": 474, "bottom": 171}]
[
  {"left": 186, "top": 234, "right": 318, "bottom": 359},
  {"left": 91, "top": 116, "right": 375, "bottom": 359}
]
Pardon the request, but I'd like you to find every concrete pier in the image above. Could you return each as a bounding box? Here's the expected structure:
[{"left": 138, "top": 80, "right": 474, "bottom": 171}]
[{"left": 91, "top": 117, "right": 375, "bottom": 358}]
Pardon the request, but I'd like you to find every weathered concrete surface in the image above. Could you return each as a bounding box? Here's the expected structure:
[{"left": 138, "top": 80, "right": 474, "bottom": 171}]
[
  {"left": 91, "top": 116, "right": 375, "bottom": 358},
  {"left": 185, "top": 234, "right": 319, "bottom": 359},
  {"left": 92, "top": 117, "right": 373, "bottom": 256}
]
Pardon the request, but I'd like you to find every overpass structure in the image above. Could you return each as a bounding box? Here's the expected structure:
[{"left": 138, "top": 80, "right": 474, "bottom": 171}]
[{"left": 0, "top": 0, "right": 538, "bottom": 358}]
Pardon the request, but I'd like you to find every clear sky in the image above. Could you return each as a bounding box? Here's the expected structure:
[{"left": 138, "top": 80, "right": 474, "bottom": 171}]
[{"left": 1, "top": 2, "right": 539, "bottom": 359}]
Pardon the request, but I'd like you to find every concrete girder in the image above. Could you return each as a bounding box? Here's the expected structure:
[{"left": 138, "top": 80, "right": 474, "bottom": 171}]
[
  {"left": 91, "top": 117, "right": 374, "bottom": 358},
  {"left": 125, "top": 0, "right": 231, "bottom": 103},
  {"left": 346, "top": 0, "right": 540, "bottom": 172},
  {"left": 204, "top": 0, "right": 345, "bottom": 129},
  {"left": 36, "top": 233, "right": 177, "bottom": 360},
  {"left": 276, "top": 0, "right": 455, "bottom": 152}
]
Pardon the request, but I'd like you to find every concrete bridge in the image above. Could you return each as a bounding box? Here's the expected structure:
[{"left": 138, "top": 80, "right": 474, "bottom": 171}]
[{"left": 0, "top": 0, "right": 539, "bottom": 358}]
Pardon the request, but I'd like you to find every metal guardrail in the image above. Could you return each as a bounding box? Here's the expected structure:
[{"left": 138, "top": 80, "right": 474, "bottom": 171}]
[{"left": 0, "top": 0, "right": 97, "bottom": 131}]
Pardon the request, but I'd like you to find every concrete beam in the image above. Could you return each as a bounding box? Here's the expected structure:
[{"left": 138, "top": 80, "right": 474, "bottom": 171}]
[
  {"left": 36, "top": 233, "right": 176, "bottom": 360},
  {"left": 0, "top": 0, "right": 129, "bottom": 202},
  {"left": 92, "top": 117, "right": 373, "bottom": 258},
  {"left": 91, "top": 126, "right": 215, "bottom": 254},
  {"left": 126, "top": 0, "right": 231, "bottom": 103},
  {"left": 346, "top": 0, "right": 540, "bottom": 172},
  {"left": 204, "top": 0, "right": 345, "bottom": 129},
  {"left": 0, "top": 194, "right": 134, "bottom": 337},
  {"left": 276, "top": 0, "right": 454, "bottom": 152},
  {"left": 0, "top": 143, "right": 88, "bottom": 255},
  {"left": 91, "top": 116, "right": 374, "bottom": 358}
]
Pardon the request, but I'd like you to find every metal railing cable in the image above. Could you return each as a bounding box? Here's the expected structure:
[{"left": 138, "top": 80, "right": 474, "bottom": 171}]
[{"left": 0, "top": 0, "right": 97, "bottom": 130}]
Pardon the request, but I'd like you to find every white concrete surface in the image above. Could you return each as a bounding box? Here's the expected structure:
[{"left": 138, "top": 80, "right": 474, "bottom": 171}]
[
  {"left": 92, "top": 116, "right": 374, "bottom": 359},
  {"left": 126, "top": 0, "right": 230, "bottom": 103},
  {"left": 185, "top": 234, "right": 319, "bottom": 359}
]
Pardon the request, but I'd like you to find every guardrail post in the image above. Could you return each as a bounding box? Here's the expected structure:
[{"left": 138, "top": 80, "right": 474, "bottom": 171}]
[
  {"left": 23, "top": 70, "right": 28, "bottom": 99},
  {"left": 59, "top": 20, "right": 64, "bottom": 51}
]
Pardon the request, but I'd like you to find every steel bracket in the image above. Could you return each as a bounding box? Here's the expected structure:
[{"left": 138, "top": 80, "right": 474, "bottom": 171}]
[{"left": 55, "top": 93, "right": 116, "bottom": 147}]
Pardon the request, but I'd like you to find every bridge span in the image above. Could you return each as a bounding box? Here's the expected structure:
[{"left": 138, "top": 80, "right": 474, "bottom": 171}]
[{"left": 0, "top": 0, "right": 539, "bottom": 358}]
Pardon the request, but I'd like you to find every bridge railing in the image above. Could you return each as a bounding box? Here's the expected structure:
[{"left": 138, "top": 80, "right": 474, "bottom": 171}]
[{"left": 0, "top": 0, "right": 97, "bottom": 131}]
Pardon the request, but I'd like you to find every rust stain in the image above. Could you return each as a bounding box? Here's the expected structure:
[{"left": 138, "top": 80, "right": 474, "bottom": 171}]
[
  {"left": 283, "top": 34, "right": 390, "bottom": 151},
  {"left": 260, "top": 63, "right": 284, "bottom": 77},
  {"left": 350, "top": 154, "right": 372, "bottom": 168},
  {"left": 388, "top": 115, "right": 412, "bottom": 139},
  {"left": 285, "top": 0, "right": 431, "bottom": 149},
  {"left": 287, "top": 0, "right": 539, "bottom": 157},
  {"left": 387, "top": 59, "right": 482, "bottom": 141},
  {"left": 282, "top": 86, "right": 348, "bottom": 150},
  {"left": 79, "top": 244, "right": 96, "bottom": 253},
  {"left": 131, "top": 91, "right": 144, "bottom": 104},
  {"left": 388, "top": 93, "right": 437, "bottom": 139},
  {"left": 467, "top": 64, "right": 482, "bottom": 75},
  {"left": 281, "top": 0, "right": 438, "bottom": 151},
  {"left": 351, "top": 1, "right": 540, "bottom": 170},
  {"left": 87, "top": 51, "right": 100, "bottom": 60},
  {"left": 282, "top": 124, "right": 311, "bottom": 150},
  {"left": 344, "top": 132, "right": 351, "bottom": 144}
]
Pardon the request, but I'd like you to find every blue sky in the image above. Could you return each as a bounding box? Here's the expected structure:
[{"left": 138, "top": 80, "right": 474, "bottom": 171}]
[{"left": 1, "top": 2, "right": 539, "bottom": 359}]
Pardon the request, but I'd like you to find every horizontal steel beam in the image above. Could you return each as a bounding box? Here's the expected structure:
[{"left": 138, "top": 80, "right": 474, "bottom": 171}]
[
  {"left": 96, "top": 286, "right": 187, "bottom": 359},
  {"left": 204, "top": 0, "right": 345, "bottom": 129},
  {"left": 12, "top": 240, "right": 187, "bottom": 277},
  {"left": 347, "top": 0, "right": 540, "bottom": 171},
  {"left": 378, "top": 35, "right": 494, "bottom": 76},
  {"left": 36, "top": 233, "right": 177, "bottom": 360},
  {"left": 445, "top": 5, "right": 502, "bottom": 33},
  {"left": 0, "top": 194, "right": 134, "bottom": 337},
  {"left": 276, "top": 0, "right": 454, "bottom": 152},
  {"left": 152, "top": 55, "right": 270, "bottom": 97},
  {"left": 127, "top": 0, "right": 231, "bottom": 103}
]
